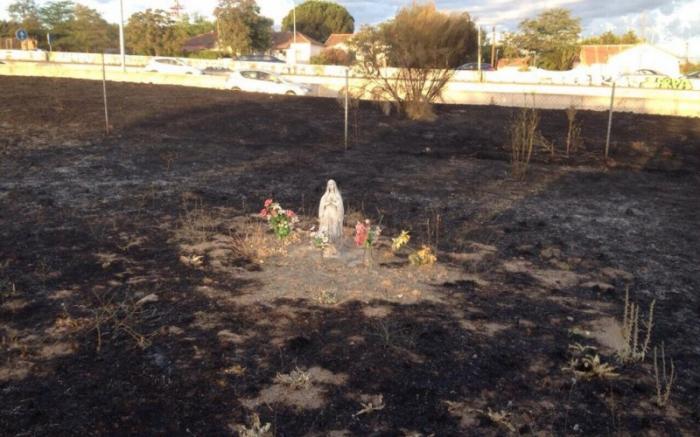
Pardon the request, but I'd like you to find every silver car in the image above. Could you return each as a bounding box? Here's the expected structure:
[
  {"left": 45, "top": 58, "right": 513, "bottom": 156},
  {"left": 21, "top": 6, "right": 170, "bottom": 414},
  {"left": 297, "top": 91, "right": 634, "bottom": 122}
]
[
  {"left": 226, "top": 70, "right": 311, "bottom": 96},
  {"left": 145, "top": 58, "right": 202, "bottom": 75}
]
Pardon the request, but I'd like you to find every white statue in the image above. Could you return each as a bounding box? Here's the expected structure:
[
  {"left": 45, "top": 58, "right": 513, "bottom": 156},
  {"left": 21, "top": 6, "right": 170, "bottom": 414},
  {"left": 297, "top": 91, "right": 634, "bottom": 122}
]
[{"left": 319, "top": 180, "right": 344, "bottom": 243}]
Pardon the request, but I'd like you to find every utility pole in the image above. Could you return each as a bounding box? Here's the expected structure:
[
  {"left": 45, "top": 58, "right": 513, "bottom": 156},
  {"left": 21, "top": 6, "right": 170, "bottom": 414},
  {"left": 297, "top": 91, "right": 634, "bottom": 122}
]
[
  {"left": 291, "top": 1, "right": 297, "bottom": 65},
  {"left": 477, "top": 25, "right": 482, "bottom": 81},
  {"left": 293, "top": 2, "right": 297, "bottom": 44},
  {"left": 119, "top": 0, "right": 125, "bottom": 72},
  {"left": 490, "top": 26, "right": 496, "bottom": 68}
]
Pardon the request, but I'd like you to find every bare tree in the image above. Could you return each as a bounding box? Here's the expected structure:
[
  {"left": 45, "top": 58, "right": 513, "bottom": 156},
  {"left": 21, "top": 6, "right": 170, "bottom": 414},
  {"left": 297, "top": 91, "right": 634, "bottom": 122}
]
[{"left": 351, "top": 3, "right": 476, "bottom": 120}]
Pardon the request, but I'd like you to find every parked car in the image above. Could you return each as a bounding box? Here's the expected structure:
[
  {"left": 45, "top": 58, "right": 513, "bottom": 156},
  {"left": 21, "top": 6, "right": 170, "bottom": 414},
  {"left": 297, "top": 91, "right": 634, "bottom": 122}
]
[
  {"left": 603, "top": 69, "right": 668, "bottom": 87},
  {"left": 235, "top": 55, "right": 284, "bottom": 63},
  {"left": 684, "top": 71, "right": 700, "bottom": 90},
  {"left": 226, "top": 70, "right": 311, "bottom": 96},
  {"left": 457, "top": 62, "right": 495, "bottom": 71},
  {"left": 144, "top": 58, "right": 202, "bottom": 75}
]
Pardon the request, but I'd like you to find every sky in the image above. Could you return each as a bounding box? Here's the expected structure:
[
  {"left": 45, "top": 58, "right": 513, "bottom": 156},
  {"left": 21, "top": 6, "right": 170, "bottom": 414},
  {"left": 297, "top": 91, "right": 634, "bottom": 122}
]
[{"left": 1, "top": 0, "right": 698, "bottom": 58}]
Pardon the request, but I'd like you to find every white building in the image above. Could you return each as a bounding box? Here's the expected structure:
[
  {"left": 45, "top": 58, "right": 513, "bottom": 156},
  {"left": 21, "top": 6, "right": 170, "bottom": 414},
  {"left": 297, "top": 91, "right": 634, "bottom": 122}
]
[
  {"left": 271, "top": 32, "right": 325, "bottom": 64},
  {"left": 578, "top": 44, "right": 681, "bottom": 78}
]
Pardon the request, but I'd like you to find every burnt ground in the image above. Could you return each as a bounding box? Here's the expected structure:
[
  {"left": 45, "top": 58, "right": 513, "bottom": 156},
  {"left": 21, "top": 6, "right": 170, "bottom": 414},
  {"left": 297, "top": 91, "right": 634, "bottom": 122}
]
[{"left": 0, "top": 76, "right": 699, "bottom": 436}]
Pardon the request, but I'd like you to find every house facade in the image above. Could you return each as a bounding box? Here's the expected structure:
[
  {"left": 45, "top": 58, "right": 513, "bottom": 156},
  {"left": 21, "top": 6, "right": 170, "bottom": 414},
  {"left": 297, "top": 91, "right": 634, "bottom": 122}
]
[
  {"left": 271, "top": 32, "right": 325, "bottom": 64},
  {"left": 324, "top": 33, "right": 353, "bottom": 52},
  {"left": 182, "top": 31, "right": 324, "bottom": 64},
  {"left": 578, "top": 44, "right": 681, "bottom": 77}
]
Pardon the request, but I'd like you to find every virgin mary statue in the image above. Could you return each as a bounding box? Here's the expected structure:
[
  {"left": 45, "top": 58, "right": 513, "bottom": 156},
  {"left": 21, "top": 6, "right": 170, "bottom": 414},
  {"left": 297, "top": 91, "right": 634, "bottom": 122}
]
[{"left": 319, "top": 180, "right": 344, "bottom": 243}]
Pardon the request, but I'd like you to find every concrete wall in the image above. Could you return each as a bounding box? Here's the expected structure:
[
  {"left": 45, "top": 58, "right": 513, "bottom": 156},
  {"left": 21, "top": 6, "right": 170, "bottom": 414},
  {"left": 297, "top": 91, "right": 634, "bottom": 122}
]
[{"left": 2, "top": 56, "right": 699, "bottom": 118}]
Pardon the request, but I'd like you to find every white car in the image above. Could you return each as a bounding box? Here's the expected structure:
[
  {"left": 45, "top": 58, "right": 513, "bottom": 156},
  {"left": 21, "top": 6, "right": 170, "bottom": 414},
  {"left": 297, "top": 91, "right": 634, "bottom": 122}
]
[
  {"left": 225, "top": 70, "right": 311, "bottom": 96},
  {"left": 603, "top": 69, "right": 668, "bottom": 88},
  {"left": 145, "top": 58, "right": 202, "bottom": 75}
]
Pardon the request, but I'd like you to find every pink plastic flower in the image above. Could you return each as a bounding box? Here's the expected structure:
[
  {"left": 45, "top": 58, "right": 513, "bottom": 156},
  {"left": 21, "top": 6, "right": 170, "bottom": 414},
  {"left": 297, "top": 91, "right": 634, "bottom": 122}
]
[
  {"left": 355, "top": 221, "right": 368, "bottom": 247},
  {"left": 286, "top": 210, "right": 296, "bottom": 218},
  {"left": 259, "top": 208, "right": 268, "bottom": 218},
  {"left": 264, "top": 199, "right": 273, "bottom": 208}
]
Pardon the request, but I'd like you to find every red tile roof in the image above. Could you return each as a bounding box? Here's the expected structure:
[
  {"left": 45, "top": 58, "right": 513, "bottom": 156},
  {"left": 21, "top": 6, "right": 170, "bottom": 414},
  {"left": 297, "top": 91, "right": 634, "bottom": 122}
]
[
  {"left": 183, "top": 31, "right": 217, "bottom": 52},
  {"left": 325, "top": 33, "right": 353, "bottom": 47},
  {"left": 578, "top": 45, "right": 636, "bottom": 66}
]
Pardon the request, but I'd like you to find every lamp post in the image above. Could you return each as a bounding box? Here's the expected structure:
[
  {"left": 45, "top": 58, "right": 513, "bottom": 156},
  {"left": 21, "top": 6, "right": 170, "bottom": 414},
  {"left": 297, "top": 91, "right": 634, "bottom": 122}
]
[
  {"left": 291, "top": 1, "right": 297, "bottom": 65},
  {"left": 119, "top": 0, "right": 125, "bottom": 72}
]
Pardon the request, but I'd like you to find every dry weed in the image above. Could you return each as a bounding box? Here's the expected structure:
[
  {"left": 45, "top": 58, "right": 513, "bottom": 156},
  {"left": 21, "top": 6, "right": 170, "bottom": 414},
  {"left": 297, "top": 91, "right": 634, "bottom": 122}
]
[
  {"left": 618, "top": 288, "right": 655, "bottom": 363},
  {"left": 405, "top": 99, "right": 437, "bottom": 122},
  {"left": 316, "top": 289, "right": 339, "bottom": 305},
  {"left": 354, "top": 394, "right": 385, "bottom": 417},
  {"left": 179, "top": 200, "right": 217, "bottom": 243},
  {"left": 230, "top": 222, "right": 293, "bottom": 263},
  {"left": 409, "top": 246, "right": 437, "bottom": 266},
  {"left": 233, "top": 414, "right": 272, "bottom": 437},
  {"left": 565, "top": 105, "right": 583, "bottom": 156},
  {"left": 87, "top": 291, "right": 152, "bottom": 352},
  {"left": 274, "top": 367, "right": 311, "bottom": 390},
  {"left": 653, "top": 342, "right": 675, "bottom": 408},
  {"left": 475, "top": 408, "right": 516, "bottom": 433},
  {"left": 510, "top": 107, "right": 539, "bottom": 180}
]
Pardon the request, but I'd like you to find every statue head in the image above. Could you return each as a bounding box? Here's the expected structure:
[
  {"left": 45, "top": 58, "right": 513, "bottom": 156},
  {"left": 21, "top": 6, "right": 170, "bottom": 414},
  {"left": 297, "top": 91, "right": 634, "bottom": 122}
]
[{"left": 326, "top": 179, "right": 339, "bottom": 195}]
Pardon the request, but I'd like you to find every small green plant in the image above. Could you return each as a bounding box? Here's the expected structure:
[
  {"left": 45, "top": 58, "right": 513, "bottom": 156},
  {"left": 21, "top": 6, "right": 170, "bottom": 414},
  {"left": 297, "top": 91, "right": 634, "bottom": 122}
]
[
  {"left": 391, "top": 230, "right": 411, "bottom": 252},
  {"left": 311, "top": 230, "right": 330, "bottom": 250},
  {"left": 409, "top": 245, "right": 437, "bottom": 266},
  {"left": 618, "top": 288, "right": 655, "bottom": 363},
  {"left": 564, "top": 343, "right": 619, "bottom": 380},
  {"left": 259, "top": 198, "right": 298, "bottom": 239},
  {"left": 653, "top": 343, "right": 675, "bottom": 408}
]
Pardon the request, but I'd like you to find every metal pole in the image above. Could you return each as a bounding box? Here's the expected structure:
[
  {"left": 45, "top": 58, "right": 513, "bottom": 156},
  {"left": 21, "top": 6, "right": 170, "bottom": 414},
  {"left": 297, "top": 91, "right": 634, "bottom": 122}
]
[
  {"left": 119, "top": 0, "right": 125, "bottom": 72},
  {"left": 102, "top": 53, "right": 110, "bottom": 135},
  {"left": 291, "top": 1, "right": 297, "bottom": 65},
  {"left": 490, "top": 26, "right": 496, "bottom": 68},
  {"left": 477, "top": 25, "right": 482, "bottom": 82},
  {"left": 605, "top": 82, "right": 616, "bottom": 160},
  {"left": 344, "top": 68, "right": 349, "bottom": 151}
]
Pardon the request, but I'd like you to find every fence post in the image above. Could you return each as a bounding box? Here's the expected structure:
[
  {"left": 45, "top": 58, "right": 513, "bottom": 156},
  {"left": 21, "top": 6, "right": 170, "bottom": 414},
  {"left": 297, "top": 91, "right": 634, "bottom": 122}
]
[
  {"left": 344, "top": 68, "right": 349, "bottom": 151},
  {"left": 101, "top": 53, "right": 110, "bottom": 135},
  {"left": 605, "top": 82, "right": 616, "bottom": 160}
]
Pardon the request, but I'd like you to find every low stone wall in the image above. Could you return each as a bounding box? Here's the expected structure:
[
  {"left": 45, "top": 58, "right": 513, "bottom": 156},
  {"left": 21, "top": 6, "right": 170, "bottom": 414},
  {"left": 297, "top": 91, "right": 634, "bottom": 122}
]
[{"left": 2, "top": 59, "right": 699, "bottom": 117}]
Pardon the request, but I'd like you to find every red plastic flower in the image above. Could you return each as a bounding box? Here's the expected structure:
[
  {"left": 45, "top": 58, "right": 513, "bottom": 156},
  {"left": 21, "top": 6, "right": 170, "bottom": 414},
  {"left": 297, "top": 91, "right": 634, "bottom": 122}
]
[
  {"left": 355, "top": 221, "right": 368, "bottom": 247},
  {"left": 264, "top": 198, "right": 273, "bottom": 208}
]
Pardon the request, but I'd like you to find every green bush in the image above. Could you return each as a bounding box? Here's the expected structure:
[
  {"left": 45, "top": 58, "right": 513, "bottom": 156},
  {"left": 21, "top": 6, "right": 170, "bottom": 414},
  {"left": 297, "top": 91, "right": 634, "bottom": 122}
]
[{"left": 310, "top": 48, "right": 354, "bottom": 66}]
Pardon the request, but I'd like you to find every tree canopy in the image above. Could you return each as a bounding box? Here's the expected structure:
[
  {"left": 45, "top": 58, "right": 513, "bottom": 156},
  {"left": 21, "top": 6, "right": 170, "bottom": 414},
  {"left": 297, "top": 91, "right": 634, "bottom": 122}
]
[
  {"left": 514, "top": 8, "right": 581, "bottom": 70},
  {"left": 55, "top": 4, "right": 117, "bottom": 52},
  {"left": 126, "top": 9, "right": 185, "bottom": 56},
  {"left": 352, "top": 3, "right": 478, "bottom": 120},
  {"left": 215, "top": 0, "right": 272, "bottom": 55},
  {"left": 281, "top": 0, "right": 354, "bottom": 43},
  {"left": 581, "top": 30, "right": 641, "bottom": 45}
]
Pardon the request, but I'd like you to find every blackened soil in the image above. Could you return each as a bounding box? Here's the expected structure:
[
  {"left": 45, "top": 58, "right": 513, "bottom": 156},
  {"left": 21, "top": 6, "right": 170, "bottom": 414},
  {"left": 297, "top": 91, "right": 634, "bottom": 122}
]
[{"left": 1, "top": 77, "right": 699, "bottom": 436}]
